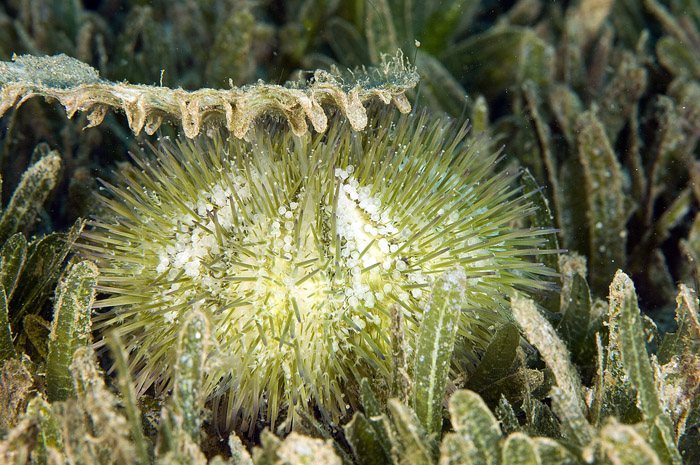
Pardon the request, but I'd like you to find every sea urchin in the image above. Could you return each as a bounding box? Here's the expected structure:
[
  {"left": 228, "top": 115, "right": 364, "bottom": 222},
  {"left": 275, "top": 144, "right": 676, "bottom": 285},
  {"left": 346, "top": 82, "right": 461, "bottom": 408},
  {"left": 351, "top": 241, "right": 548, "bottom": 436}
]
[{"left": 79, "top": 107, "right": 556, "bottom": 432}]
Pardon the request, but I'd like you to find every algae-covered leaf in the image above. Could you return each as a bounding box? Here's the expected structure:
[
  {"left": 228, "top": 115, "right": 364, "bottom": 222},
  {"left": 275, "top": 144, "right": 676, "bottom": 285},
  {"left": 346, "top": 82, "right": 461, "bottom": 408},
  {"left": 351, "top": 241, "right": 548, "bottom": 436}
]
[
  {"left": 0, "top": 149, "right": 61, "bottom": 246},
  {"left": 589, "top": 419, "right": 662, "bottom": 465},
  {"left": 46, "top": 260, "right": 98, "bottom": 402},
  {"left": 387, "top": 399, "right": 436, "bottom": 465},
  {"left": 512, "top": 293, "right": 593, "bottom": 446},
  {"left": 344, "top": 412, "right": 392, "bottom": 465},
  {"left": 533, "top": 437, "right": 583, "bottom": 465},
  {"left": 26, "top": 396, "right": 63, "bottom": 462},
  {"left": 466, "top": 323, "right": 519, "bottom": 391},
  {"left": 611, "top": 271, "right": 662, "bottom": 419},
  {"left": 444, "top": 27, "right": 554, "bottom": 98},
  {"left": 610, "top": 271, "right": 682, "bottom": 463},
  {"left": 11, "top": 219, "right": 85, "bottom": 326},
  {"left": 557, "top": 273, "right": 596, "bottom": 365},
  {"left": 502, "top": 432, "right": 540, "bottom": 465},
  {"left": 0, "top": 233, "right": 27, "bottom": 302},
  {"left": 657, "top": 284, "right": 700, "bottom": 364},
  {"left": 275, "top": 432, "right": 341, "bottom": 465},
  {"left": 0, "top": 285, "right": 14, "bottom": 361},
  {"left": 0, "top": 356, "right": 33, "bottom": 431},
  {"left": 576, "top": 111, "right": 627, "bottom": 293},
  {"left": 169, "top": 308, "right": 211, "bottom": 441},
  {"left": 390, "top": 304, "right": 411, "bottom": 404},
  {"left": 648, "top": 414, "right": 682, "bottom": 465},
  {"left": 359, "top": 378, "right": 392, "bottom": 459},
  {"left": 413, "top": 267, "right": 466, "bottom": 437},
  {"left": 71, "top": 346, "right": 138, "bottom": 465},
  {"left": 439, "top": 432, "right": 475, "bottom": 465},
  {"left": 496, "top": 395, "right": 519, "bottom": 436},
  {"left": 448, "top": 390, "right": 502, "bottom": 465},
  {"left": 107, "top": 333, "right": 150, "bottom": 465}
]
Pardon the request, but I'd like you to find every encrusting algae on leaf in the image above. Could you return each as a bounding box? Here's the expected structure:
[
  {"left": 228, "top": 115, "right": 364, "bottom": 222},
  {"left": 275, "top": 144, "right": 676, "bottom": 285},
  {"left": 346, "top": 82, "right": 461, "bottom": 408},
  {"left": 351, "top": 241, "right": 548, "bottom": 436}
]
[{"left": 77, "top": 105, "right": 558, "bottom": 433}]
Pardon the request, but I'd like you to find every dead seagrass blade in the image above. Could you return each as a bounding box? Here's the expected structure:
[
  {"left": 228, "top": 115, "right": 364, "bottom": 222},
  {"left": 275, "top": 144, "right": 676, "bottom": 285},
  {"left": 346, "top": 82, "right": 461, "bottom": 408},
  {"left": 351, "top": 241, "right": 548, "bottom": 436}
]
[{"left": 0, "top": 51, "right": 418, "bottom": 139}]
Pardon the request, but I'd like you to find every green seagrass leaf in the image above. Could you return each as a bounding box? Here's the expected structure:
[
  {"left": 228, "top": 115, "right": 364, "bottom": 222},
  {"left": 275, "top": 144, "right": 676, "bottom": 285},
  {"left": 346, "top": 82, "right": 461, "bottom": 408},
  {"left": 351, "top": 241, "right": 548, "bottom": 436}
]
[
  {"left": 359, "top": 378, "right": 393, "bottom": 458},
  {"left": 502, "top": 432, "right": 540, "bottom": 465},
  {"left": 26, "top": 396, "right": 63, "bottom": 462},
  {"left": 387, "top": 399, "right": 436, "bottom": 465},
  {"left": 0, "top": 233, "right": 27, "bottom": 302},
  {"left": 413, "top": 268, "right": 466, "bottom": 437},
  {"left": 107, "top": 333, "right": 150, "bottom": 465},
  {"left": 448, "top": 390, "right": 502, "bottom": 465},
  {"left": 11, "top": 219, "right": 85, "bottom": 327},
  {"left": 45, "top": 260, "right": 98, "bottom": 402},
  {"left": 0, "top": 285, "right": 13, "bottom": 361},
  {"left": 511, "top": 293, "right": 593, "bottom": 446},
  {"left": 466, "top": 323, "right": 519, "bottom": 390},
  {"left": 657, "top": 284, "right": 700, "bottom": 364},
  {"left": 344, "top": 412, "right": 392, "bottom": 465},
  {"left": 533, "top": 437, "right": 583, "bottom": 465},
  {"left": 0, "top": 148, "right": 61, "bottom": 246}
]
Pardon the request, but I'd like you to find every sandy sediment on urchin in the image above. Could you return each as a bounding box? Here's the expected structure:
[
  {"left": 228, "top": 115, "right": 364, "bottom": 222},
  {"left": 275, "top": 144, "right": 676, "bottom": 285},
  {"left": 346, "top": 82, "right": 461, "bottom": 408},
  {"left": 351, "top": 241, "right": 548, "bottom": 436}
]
[{"left": 77, "top": 106, "right": 557, "bottom": 432}]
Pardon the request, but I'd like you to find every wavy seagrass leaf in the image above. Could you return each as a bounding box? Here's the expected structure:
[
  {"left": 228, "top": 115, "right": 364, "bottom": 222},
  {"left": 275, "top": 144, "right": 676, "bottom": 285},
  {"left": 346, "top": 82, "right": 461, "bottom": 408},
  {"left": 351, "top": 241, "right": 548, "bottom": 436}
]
[
  {"left": 11, "top": 219, "right": 85, "bottom": 327},
  {"left": 511, "top": 293, "right": 593, "bottom": 446},
  {"left": 0, "top": 233, "right": 27, "bottom": 302},
  {"left": 413, "top": 268, "right": 466, "bottom": 437},
  {"left": 503, "top": 432, "right": 540, "bottom": 465},
  {"left": 387, "top": 399, "right": 436, "bottom": 465},
  {"left": 448, "top": 390, "right": 502, "bottom": 465},
  {"left": 0, "top": 285, "right": 13, "bottom": 361},
  {"left": 466, "top": 323, "right": 519, "bottom": 391},
  {"left": 46, "top": 260, "right": 98, "bottom": 402},
  {"left": 0, "top": 150, "right": 61, "bottom": 246},
  {"left": 597, "top": 51, "right": 647, "bottom": 141},
  {"left": 390, "top": 304, "right": 411, "bottom": 404},
  {"left": 344, "top": 412, "right": 392, "bottom": 465}
]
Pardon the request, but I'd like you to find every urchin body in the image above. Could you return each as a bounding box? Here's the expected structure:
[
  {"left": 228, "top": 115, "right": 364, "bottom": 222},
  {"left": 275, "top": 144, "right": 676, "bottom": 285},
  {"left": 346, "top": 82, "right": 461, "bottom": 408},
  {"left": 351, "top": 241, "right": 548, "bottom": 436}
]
[{"left": 81, "top": 107, "right": 554, "bottom": 431}]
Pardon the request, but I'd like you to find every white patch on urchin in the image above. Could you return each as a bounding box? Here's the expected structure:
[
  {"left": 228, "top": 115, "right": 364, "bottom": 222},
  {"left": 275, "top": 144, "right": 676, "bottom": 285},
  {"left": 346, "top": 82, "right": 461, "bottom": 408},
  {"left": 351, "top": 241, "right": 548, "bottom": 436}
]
[{"left": 81, "top": 108, "right": 556, "bottom": 432}]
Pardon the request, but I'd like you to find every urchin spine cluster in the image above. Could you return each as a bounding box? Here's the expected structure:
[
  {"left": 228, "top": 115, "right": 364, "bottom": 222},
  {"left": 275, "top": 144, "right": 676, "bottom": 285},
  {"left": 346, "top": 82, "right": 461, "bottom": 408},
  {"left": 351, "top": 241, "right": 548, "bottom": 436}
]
[{"left": 80, "top": 107, "right": 556, "bottom": 431}]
